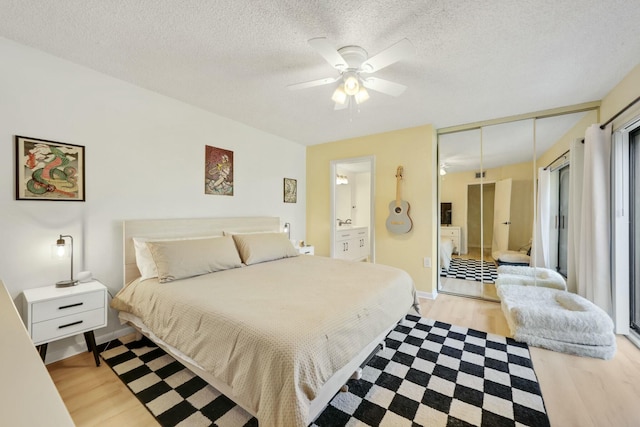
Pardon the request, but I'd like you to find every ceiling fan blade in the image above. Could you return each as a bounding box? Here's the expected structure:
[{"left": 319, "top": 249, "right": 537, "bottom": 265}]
[
  {"left": 308, "top": 37, "right": 348, "bottom": 71},
  {"left": 334, "top": 101, "right": 348, "bottom": 111},
  {"left": 287, "top": 76, "right": 339, "bottom": 90},
  {"left": 360, "top": 38, "right": 415, "bottom": 73},
  {"left": 362, "top": 77, "right": 407, "bottom": 96}
]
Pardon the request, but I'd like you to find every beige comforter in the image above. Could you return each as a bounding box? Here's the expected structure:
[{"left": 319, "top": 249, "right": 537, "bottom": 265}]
[{"left": 111, "top": 255, "right": 418, "bottom": 426}]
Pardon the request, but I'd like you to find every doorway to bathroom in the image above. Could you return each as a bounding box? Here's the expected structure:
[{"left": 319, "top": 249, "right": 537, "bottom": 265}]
[{"left": 330, "top": 156, "right": 375, "bottom": 262}]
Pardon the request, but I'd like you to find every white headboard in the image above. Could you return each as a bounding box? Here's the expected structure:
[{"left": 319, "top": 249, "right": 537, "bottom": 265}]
[{"left": 123, "top": 216, "right": 280, "bottom": 286}]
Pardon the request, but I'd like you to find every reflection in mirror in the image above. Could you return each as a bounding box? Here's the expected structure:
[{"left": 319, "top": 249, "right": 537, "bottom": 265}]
[
  {"left": 438, "top": 111, "right": 593, "bottom": 301},
  {"left": 533, "top": 110, "right": 597, "bottom": 290},
  {"left": 331, "top": 158, "right": 374, "bottom": 263}
]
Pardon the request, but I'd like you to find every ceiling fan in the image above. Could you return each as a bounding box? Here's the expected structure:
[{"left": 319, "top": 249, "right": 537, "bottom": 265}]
[{"left": 287, "top": 37, "right": 415, "bottom": 110}]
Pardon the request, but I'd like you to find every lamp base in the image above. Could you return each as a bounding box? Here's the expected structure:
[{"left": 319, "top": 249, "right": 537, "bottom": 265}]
[{"left": 56, "top": 279, "right": 79, "bottom": 288}]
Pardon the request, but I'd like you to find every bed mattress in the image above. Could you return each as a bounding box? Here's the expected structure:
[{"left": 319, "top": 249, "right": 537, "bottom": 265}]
[{"left": 111, "top": 255, "right": 418, "bottom": 426}]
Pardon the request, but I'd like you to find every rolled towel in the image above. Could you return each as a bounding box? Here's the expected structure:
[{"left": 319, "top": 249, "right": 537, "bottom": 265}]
[{"left": 496, "top": 266, "right": 566, "bottom": 290}]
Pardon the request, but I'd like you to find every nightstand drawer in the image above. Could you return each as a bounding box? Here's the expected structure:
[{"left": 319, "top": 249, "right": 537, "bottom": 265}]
[
  {"left": 31, "top": 308, "right": 105, "bottom": 344},
  {"left": 441, "top": 228, "right": 459, "bottom": 237},
  {"left": 32, "top": 291, "right": 104, "bottom": 323}
]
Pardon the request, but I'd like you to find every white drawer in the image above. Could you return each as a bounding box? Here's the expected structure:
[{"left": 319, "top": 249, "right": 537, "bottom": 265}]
[
  {"left": 441, "top": 228, "right": 459, "bottom": 237},
  {"left": 336, "top": 231, "right": 355, "bottom": 241},
  {"left": 31, "top": 308, "right": 106, "bottom": 345},
  {"left": 32, "top": 290, "right": 104, "bottom": 323}
]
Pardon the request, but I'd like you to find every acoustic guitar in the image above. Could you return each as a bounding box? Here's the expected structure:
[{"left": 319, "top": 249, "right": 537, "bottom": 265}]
[{"left": 386, "top": 166, "right": 412, "bottom": 234}]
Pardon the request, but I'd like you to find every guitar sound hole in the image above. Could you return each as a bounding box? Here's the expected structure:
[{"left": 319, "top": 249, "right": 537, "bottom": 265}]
[{"left": 395, "top": 207, "right": 402, "bottom": 214}]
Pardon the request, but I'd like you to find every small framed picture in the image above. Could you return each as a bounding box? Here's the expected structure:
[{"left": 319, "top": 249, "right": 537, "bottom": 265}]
[
  {"left": 15, "top": 135, "right": 85, "bottom": 201},
  {"left": 283, "top": 178, "right": 297, "bottom": 203},
  {"left": 205, "top": 145, "right": 234, "bottom": 196}
]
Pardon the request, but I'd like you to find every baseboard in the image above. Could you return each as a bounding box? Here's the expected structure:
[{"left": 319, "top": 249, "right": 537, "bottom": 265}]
[
  {"left": 417, "top": 290, "right": 438, "bottom": 300},
  {"left": 44, "top": 326, "right": 135, "bottom": 365},
  {"left": 627, "top": 331, "right": 640, "bottom": 349}
]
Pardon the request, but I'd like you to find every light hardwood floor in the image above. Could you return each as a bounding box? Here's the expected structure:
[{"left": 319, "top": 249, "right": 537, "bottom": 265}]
[{"left": 48, "top": 294, "right": 640, "bottom": 426}]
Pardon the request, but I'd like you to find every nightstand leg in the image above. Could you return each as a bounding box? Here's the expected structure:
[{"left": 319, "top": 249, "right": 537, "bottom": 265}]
[
  {"left": 37, "top": 343, "right": 48, "bottom": 362},
  {"left": 83, "top": 331, "right": 100, "bottom": 367}
]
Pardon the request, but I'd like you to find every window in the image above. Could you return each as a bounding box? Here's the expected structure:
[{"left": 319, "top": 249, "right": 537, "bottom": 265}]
[
  {"left": 630, "top": 129, "right": 640, "bottom": 333},
  {"left": 614, "top": 117, "right": 640, "bottom": 340},
  {"left": 556, "top": 165, "right": 570, "bottom": 277}
]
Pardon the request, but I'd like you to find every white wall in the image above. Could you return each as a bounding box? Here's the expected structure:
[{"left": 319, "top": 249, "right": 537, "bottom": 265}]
[{"left": 0, "top": 37, "right": 306, "bottom": 362}]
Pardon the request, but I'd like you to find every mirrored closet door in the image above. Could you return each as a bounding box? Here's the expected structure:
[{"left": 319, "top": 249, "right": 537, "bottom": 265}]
[
  {"left": 438, "top": 120, "right": 535, "bottom": 300},
  {"left": 437, "top": 110, "right": 593, "bottom": 300}
]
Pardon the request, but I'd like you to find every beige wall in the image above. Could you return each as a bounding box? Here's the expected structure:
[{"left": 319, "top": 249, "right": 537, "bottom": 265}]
[
  {"left": 601, "top": 63, "right": 640, "bottom": 127},
  {"left": 537, "top": 110, "right": 599, "bottom": 168},
  {"left": 306, "top": 125, "right": 438, "bottom": 295},
  {"left": 537, "top": 63, "right": 640, "bottom": 165}
]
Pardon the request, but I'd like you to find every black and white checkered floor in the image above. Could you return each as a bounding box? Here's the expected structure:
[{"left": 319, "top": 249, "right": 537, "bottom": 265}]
[
  {"left": 102, "top": 315, "right": 549, "bottom": 427},
  {"left": 441, "top": 258, "right": 499, "bottom": 283}
]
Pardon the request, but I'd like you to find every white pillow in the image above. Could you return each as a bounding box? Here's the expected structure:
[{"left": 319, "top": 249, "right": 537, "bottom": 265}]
[
  {"left": 232, "top": 232, "right": 299, "bottom": 265},
  {"left": 132, "top": 235, "right": 220, "bottom": 281},
  {"left": 147, "top": 236, "right": 242, "bottom": 283}
]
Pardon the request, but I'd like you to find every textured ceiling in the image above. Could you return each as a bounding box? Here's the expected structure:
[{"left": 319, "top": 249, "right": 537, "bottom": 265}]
[{"left": 1, "top": 1, "right": 639, "bottom": 145}]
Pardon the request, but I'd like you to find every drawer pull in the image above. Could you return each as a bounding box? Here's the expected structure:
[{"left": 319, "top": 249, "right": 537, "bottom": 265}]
[
  {"left": 59, "top": 302, "right": 83, "bottom": 310},
  {"left": 58, "top": 320, "right": 83, "bottom": 329}
]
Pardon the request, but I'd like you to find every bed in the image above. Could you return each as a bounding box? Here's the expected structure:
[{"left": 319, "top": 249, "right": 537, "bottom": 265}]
[
  {"left": 440, "top": 238, "right": 454, "bottom": 270},
  {"left": 111, "top": 217, "right": 418, "bottom": 427}
]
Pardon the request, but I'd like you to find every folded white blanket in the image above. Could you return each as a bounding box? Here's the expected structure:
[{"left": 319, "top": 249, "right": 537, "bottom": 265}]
[{"left": 496, "top": 266, "right": 566, "bottom": 290}]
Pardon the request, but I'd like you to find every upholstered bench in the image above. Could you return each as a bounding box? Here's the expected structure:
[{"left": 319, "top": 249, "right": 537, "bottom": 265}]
[
  {"left": 496, "top": 266, "right": 567, "bottom": 291},
  {"left": 497, "top": 285, "right": 616, "bottom": 359}
]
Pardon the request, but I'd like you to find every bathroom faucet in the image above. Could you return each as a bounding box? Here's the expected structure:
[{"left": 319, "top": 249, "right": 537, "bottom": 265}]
[{"left": 337, "top": 218, "right": 352, "bottom": 226}]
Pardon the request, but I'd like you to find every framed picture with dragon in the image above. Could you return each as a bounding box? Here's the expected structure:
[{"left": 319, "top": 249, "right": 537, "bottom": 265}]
[{"left": 15, "top": 135, "right": 85, "bottom": 201}]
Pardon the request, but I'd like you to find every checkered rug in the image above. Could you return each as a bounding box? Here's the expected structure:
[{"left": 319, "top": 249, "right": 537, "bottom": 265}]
[
  {"left": 441, "top": 258, "right": 499, "bottom": 283},
  {"left": 101, "top": 315, "right": 549, "bottom": 427}
]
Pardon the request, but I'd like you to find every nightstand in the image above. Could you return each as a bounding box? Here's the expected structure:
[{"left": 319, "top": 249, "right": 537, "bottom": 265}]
[
  {"left": 297, "top": 245, "right": 315, "bottom": 255},
  {"left": 22, "top": 280, "right": 107, "bottom": 366}
]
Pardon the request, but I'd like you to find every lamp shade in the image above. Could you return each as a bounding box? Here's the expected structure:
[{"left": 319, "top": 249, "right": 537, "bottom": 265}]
[
  {"left": 343, "top": 72, "right": 359, "bottom": 96},
  {"left": 54, "top": 234, "right": 78, "bottom": 287},
  {"left": 355, "top": 87, "right": 370, "bottom": 104},
  {"left": 331, "top": 85, "right": 347, "bottom": 104}
]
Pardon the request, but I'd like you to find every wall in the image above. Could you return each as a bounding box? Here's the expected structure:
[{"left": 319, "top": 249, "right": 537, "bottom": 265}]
[
  {"left": 306, "top": 125, "right": 438, "bottom": 296},
  {"left": 0, "top": 37, "right": 306, "bottom": 362},
  {"left": 601, "top": 63, "right": 640, "bottom": 127},
  {"left": 537, "top": 110, "right": 599, "bottom": 168},
  {"left": 354, "top": 172, "right": 371, "bottom": 227}
]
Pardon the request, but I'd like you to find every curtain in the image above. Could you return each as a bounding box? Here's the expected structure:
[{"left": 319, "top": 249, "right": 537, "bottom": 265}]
[
  {"left": 534, "top": 168, "right": 551, "bottom": 268},
  {"left": 577, "top": 123, "right": 612, "bottom": 314},
  {"left": 566, "top": 138, "right": 584, "bottom": 294}
]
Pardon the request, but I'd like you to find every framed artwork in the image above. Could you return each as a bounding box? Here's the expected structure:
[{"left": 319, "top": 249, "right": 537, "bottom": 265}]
[
  {"left": 283, "top": 178, "right": 297, "bottom": 203},
  {"left": 15, "top": 135, "right": 85, "bottom": 201},
  {"left": 205, "top": 145, "right": 234, "bottom": 196}
]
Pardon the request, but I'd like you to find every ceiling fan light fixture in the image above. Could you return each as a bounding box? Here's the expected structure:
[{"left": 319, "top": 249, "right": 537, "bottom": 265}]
[
  {"left": 354, "top": 86, "right": 369, "bottom": 104},
  {"left": 331, "top": 85, "right": 347, "bottom": 104},
  {"left": 343, "top": 72, "right": 360, "bottom": 96}
]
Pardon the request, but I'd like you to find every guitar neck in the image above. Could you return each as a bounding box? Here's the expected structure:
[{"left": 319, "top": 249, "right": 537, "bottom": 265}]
[{"left": 395, "top": 166, "right": 403, "bottom": 207}]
